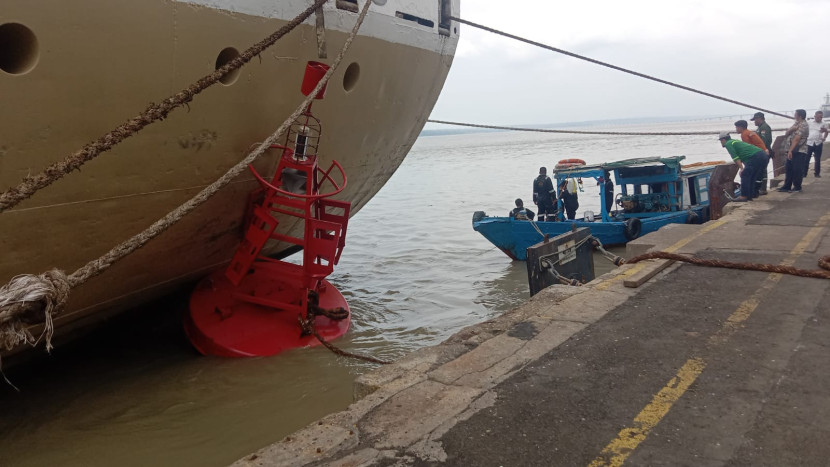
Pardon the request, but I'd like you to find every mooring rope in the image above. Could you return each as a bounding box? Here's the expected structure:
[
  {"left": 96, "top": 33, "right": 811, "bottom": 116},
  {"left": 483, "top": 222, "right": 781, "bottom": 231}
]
[
  {"left": 449, "top": 16, "right": 792, "bottom": 121},
  {"left": 301, "top": 288, "right": 390, "bottom": 364},
  {"left": 625, "top": 251, "right": 830, "bottom": 279},
  {"left": 0, "top": 0, "right": 372, "bottom": 353},
  {"left": 299, "top": 317, "right": 390, "bottom": 365},
  {"left": 0, "top": 0, "right": 330, "bottom": 214},
  {"left": 427, "top": 120, "right": 790, "bottom": 137}
]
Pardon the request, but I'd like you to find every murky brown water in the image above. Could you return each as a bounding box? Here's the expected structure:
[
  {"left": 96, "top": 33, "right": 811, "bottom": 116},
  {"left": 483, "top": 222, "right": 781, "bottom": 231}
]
[{"left": 0, "top": 116, "right": 787, "bottom": 466}]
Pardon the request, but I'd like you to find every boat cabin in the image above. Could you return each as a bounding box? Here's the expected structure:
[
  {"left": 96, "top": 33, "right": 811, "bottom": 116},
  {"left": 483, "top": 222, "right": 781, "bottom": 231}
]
[{"left": 553, "top": 156, "right": 714, "bottom": 222}]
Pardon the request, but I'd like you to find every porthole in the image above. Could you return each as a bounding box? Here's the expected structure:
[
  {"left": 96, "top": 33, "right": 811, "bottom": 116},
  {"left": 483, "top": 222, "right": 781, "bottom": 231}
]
[
  {"left": 215, "top": 47, "right": 241, "bottom": 86},
  {"left": 0, "top": 23, "right": 39, "bottom": 75},
  {"left": 343, "top": 62, "right": 360, "bottom": 93}
]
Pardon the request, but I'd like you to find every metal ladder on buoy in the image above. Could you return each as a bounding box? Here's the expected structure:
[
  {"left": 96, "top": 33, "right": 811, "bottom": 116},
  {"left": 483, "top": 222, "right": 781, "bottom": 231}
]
[
  {"left": 224, "top": 143, "right": 351, "bottom": 316},
  {"left": 185, "top": 61, "right": 353, "bottom": 357}
]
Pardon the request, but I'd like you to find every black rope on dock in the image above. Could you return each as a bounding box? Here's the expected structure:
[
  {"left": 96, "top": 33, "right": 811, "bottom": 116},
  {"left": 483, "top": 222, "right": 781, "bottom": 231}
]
[{"left": 450, "top": 16, "right": 792, "bottom": 121}]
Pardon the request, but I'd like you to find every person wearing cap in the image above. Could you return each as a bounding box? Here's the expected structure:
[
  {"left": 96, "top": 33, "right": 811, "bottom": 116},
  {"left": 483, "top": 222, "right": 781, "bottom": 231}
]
[
  {"left": 751, "top": 112, "right": 774, "bottom": 194},
  {"left": 509, "top": 198, "right": 535, "bottom": 221},
  {"left": 532, "top": 167, "right": 556, "bottom": 221},
  {"left": 718, "top": 132, "right": 769, "bottom": 201},
  {"left": 804, "top": 110, "right": 829, "bottom": 178},
  {"left": 778, "top": 109, "right": 810, "bottom": 193},
  {"left": 736, "top": 118, "right": 769, "bottom": 195}
]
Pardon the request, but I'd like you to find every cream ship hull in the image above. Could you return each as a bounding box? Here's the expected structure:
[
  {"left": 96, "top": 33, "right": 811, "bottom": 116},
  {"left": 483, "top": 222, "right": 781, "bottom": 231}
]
[{"left": 0, "top": 0, "right": 459, "bottom": 353}]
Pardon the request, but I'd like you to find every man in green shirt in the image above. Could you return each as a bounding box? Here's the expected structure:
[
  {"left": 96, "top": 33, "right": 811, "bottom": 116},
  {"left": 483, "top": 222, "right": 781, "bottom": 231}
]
[
  {"left": 751, "top": 112, "right": 774, "bottom": 195},
  {"left": 718, "top": 132, "right": 769, "bottom": 201}
]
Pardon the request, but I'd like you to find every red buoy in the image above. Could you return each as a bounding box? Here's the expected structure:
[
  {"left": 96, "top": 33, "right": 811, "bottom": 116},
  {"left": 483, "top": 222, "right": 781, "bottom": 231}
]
[
  {"left": 185, "top": 266, "right": 350, "bottom": 358},
  {"left": 185, "top": 73, "right": 352, "bottom": 357}
]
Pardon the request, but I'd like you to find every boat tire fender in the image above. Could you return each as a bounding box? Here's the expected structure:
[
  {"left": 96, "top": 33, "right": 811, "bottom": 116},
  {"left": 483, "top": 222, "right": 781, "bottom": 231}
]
[
  {"left": 623, "top": 218, "right": 642, "bottom": 240},
  {"left": 472, "top": 211, "right": 487, "bottom": 223}
]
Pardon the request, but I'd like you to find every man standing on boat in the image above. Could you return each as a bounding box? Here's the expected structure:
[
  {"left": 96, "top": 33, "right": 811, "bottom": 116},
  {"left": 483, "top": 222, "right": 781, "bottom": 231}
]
[
  {"left": 510, "top": 198, "right": 535, "bottom": 220},
  {"left": 778, "top": 109, "right": 810, "bottom": 193},
  {"left": 558, "top": 179, "right": 580, "bottom": 219},
  {"left": 718, "top": 132, "right": 768, "bottom": 201},
  {"left": 533, "top": 167, "right": 556, "bottom": 221},
  {"left": 804, "top": 110, "right": 828, "bottom": 178},
  {"left": 598, "top": 170, "right": 614, "bottom": 214},
  {"left": 751, "top": 112, "right": 774, "bottom": 195}
]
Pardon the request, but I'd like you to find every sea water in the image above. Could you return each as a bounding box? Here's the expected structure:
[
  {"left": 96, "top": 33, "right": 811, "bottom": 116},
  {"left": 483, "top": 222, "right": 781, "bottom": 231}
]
[{"left": 0, "top": 116, "right": 790, "bottom": 467}]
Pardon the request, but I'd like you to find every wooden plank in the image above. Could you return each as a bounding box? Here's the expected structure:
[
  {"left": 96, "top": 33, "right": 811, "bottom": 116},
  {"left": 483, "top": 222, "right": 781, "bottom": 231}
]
[{"left": 623, "top": 259, "right": 675, "bottom": 288}]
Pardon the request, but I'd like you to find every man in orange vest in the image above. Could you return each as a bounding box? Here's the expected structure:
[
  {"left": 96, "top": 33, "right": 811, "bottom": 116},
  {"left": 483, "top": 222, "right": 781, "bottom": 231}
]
[{"left": 735, "top": 119, "right": 769, "bottom": 195}]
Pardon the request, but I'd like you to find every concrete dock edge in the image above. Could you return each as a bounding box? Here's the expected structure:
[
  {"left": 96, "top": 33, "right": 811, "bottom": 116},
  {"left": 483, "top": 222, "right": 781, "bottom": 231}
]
[{"left": 233, "top": 171, "right": 830, "bottom": 466}]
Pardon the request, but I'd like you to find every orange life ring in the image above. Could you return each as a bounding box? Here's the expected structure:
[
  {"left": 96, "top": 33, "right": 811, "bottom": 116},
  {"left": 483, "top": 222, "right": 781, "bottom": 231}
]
[{"left": 558, "top": 158, "right": 586, "bottom": 165}]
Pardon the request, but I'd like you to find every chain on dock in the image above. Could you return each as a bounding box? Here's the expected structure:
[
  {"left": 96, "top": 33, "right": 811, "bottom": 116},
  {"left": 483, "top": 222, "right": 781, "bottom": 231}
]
[
  {"left": 625, "top": 251, "right": 830, "bottom": 279},
  {"left": 0, "top": 0, "right": 374, "bottom": 356},
  {"left": 590, "top": 237, "right": 626, "bottom": 266},
  {"left": 0, "top": 0, "right": 330, "bottom": 214}
]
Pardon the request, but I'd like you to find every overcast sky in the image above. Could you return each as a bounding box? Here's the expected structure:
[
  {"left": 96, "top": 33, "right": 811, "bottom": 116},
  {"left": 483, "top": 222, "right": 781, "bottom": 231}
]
[{"left": 427, "top": 0, "right": 830, "bottom": 128}]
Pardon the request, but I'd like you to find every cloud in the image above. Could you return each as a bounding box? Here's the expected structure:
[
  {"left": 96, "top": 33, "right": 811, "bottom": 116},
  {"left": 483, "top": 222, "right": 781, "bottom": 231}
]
[{"left": 432, "top": 0, "right": 830, "bottom": 126}]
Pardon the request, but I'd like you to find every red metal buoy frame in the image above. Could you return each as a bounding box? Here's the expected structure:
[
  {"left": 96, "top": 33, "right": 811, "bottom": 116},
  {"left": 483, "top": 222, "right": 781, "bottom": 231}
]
[
  {"left": 186, "top": 62, "right": 351, "bottom": 357},
  {"left": 185, "top": 144, "right": 351, "bottom": 357}
]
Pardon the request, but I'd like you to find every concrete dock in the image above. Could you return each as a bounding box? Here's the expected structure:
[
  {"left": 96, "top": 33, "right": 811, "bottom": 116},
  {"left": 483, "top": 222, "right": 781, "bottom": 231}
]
[{"left": 234, "top": 173, "right": 830, "bottom": 466}]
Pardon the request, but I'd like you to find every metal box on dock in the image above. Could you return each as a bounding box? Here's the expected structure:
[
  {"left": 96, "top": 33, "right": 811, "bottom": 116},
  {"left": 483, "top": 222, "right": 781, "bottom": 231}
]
[{"left": 526, "top": 227, "right": 594, "bottom": 296}]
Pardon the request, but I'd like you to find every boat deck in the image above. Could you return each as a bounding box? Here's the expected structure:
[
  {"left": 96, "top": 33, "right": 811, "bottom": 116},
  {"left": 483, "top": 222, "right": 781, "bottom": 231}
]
[{"left": 234, "top": 171, "right": 830, "bottom": 466}]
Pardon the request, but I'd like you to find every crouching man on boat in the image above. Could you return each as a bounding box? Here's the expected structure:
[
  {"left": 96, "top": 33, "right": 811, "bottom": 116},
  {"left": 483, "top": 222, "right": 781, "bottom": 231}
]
[
  {"left": 533, "top": 167, "right": 556, "bottom": 221},
  {"left": 718, "top": 132, "right": 769, "bottom": 201},
  {"left": 510, "top": 198, "right": 535, "bottom": 220}
]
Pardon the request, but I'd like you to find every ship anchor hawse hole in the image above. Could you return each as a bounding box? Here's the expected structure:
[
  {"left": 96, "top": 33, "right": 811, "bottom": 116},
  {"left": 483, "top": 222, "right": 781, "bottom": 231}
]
[
  {"left": 215, "top": 47, "right": 241, "bottom": 86},
  {"left": 0, "top": 23, "right": 39, "bottom": 75}
]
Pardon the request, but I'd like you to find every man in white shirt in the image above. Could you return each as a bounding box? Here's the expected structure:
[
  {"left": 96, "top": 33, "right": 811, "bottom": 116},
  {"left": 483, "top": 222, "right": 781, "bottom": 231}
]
[{"left": 804, "top": 110, "right": 829, "bottom": 177}]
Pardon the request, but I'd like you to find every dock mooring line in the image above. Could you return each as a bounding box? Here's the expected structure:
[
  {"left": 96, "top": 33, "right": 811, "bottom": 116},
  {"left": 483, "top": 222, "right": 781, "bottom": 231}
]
[
  {"left": 426, "top": 120, "right": 732, "bottom": 136},
  {"left": 449, "top": 16, "right": 792, "bottom": 121},
  {"left": 625, "top": 251, "right": 830, "bottom": 279}
]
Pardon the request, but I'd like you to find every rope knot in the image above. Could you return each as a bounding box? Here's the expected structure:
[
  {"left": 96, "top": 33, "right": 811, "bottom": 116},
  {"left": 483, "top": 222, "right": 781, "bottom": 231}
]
[{"left": 0, "top": 269, "right": 70, "bottom": 352}]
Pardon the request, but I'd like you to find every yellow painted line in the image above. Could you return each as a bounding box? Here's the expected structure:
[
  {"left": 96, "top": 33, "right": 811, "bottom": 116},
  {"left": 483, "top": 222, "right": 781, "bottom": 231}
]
[
  {"left": 711, "top": 212, "right": 830, "bottom": 345},
  {"left": 588, "top": 358, "right": 706, "bottom": 467},
  {"left": 589, "top": 212, "right": 830, "bottom": 466},
  {"left": 594, "top": 218, "right": 728, "bottom": 291},
  {"left": 663, "top": 218, "right": 728, "bottom": 253}
]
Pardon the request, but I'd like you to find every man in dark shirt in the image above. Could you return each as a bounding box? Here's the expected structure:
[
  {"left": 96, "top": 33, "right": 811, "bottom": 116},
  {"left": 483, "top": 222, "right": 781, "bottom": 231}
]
[
  {"left": 509, "top": 198, "right": 535, "bottom": 220},
  {"left": 558, "top": 180, "right": 580, "bottom": 220},
  {"left": 598, "top": 170, "right": 614, "bottom": 214},
  {"left": 532, "top": 167, "right": 555, "bottom": 221},
  {"left": 751, "top": 112, "right": 773, "bottom": 195}
]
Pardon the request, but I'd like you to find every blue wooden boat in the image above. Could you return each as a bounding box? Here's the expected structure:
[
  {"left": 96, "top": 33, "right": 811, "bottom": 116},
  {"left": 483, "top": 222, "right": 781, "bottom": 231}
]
[{"left": 472, "top": 156, "right": 737, "bottom": 260}]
